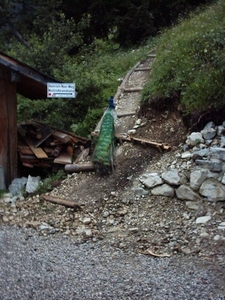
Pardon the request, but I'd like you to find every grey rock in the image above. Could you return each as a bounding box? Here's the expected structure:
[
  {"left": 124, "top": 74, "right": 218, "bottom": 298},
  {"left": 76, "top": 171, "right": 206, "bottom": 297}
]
[
  {"left": 26, "top": 175, "right": 41, "bottom": 193},
  {"left": 9, "top": 177, "right": 27, "bottom": 196},
  {"left": 131, "top": 187, "right": 149, "bottom": 195},
  {"left": 192, "top": 149, "right": 210, "bottom": 160},
  {"left": 102, "top": 211, "right": 110, "bottom": 218},
  {"left": 82, "top": 217, "right": 92, "bottom": 225},
  {"left": 139, "top": 173, "right": 163, "bottom": 188},
  {"left": 128, "top": 227, "right": 139, "bottom": 232},
  {"left": 195, "top": 158, "right": 222, "bottom": 172},
  {"left": 151, "top": 184, "right": 174, "bottom": 197},
  {"left": 181, "top": 151, "right": 192, "bottom": 159},
  {"left": 221, "top": 173, "right": 225, "bottom": 184},
  {"left": 161, "top": 169, "right": 181, "bottom": 186},
  {"left": 190, "top": 169, "right": 208, "bottom": 190},
  {"left": 196, "top": 215, "right": 211, "bottom": 224},
  {"left": 186, "top": 132, "right": 204, "bottom": 147},
  {"left": 185, "top": 201, "right": 200, "bottom": 210},
  {"left": 203, "top": 121, "right": 216, "bottom": 130},
  {"left": 176, "top": 185, "right": 202, "bottom": 201},
  {"left": 218, "top": 222, "right": 225, "bottom": 230},
  {"left": 199, "top": 178, "right": 225, "bottom": 201},
  {"left": 39, "top": 222, "right": 54, "bottom": 231},
  {"left": 209, "top": 147, "right": 225, "bottom": 161},
  {"left": 213, "top": 234, "right": 221, "bottom": 241},
  {"left": 217, "top": 125, "right": 225, "bottom": 136},
  {"left": 221, "top": 136, "right": 225, "bottom": 148},
  {"left": 84, "top": 229, "right": 93, "bottom": 237},
  {"left": 201, "top": 127, "right": 217, "bottom": 140}
]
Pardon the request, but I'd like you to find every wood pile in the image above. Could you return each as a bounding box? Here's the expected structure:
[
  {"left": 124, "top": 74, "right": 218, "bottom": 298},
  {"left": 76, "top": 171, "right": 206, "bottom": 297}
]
[{"left": 17, "top": 121, "right": 91, "bottom": 170}]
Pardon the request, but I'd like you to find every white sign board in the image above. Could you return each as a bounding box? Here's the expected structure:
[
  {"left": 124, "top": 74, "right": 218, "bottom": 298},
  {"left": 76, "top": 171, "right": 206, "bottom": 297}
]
[{"left": 47, "top": 83, "right": 76, "bottom": 98}]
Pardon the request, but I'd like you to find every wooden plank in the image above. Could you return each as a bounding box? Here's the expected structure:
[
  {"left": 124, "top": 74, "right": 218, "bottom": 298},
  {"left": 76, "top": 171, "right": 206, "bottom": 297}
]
[
  {"left": 17, "top": 125, "right": 48, "bottom": 159},
  {"left": 52, "top": 131, "right": 71, "bottom": 143},
  {"left": 18, "top": 153, "right": 37, "bottom": 161},
  {"left": 18, "top": 145, "right": 34, "bottom": 155},
  {"left": 123, "top": 87, "right": 143, "bottom": 92},
  {"left": 22, "top": 162, "right": 34, "bottom": 168},
  {"left": 135, "top": 67, "right": 151, "bottom": 71},
  {"left": 34, "top": 125, "right": 53, "bottom": 147},
  {"left": 37, "top": 122, "right": 91, "bottom": 146},
  {"left": 54, "top": 145, "right": 73, "bottom": 164}
]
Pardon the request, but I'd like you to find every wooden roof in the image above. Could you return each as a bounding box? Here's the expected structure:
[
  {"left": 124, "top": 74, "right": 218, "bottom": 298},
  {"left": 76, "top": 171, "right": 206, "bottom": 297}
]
[{"left": 0, "top": 51, "right": 62, "bottom": 99}]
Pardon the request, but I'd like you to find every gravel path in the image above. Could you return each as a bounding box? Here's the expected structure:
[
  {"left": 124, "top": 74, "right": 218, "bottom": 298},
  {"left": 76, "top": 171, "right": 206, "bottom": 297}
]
[{"left": 0, "top": 225, "right": 224, "bottom": 300}]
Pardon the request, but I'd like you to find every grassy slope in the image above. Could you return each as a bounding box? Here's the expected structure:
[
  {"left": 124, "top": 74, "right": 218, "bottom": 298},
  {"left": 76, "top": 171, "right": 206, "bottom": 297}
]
[{"left": 141, "top": 0, "right": 225, "bottom": 115}]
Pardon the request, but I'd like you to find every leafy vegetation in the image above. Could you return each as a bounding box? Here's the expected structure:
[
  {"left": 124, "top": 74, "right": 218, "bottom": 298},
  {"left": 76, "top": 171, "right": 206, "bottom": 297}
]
[
  {"left": 36, "top": 170, "right": 66, "bottom": 194},
  {"left": 141, "top": 0, "right": 225, "bottom": 114},
  {"left": 17, "top": 40, "right": 154, "bottom": 136}
]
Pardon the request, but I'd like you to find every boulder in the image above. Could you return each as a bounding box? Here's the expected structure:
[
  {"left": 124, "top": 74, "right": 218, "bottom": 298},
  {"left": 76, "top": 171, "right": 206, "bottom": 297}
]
[
  {"left": 26, "top": 175, "right": 41, "bottom": 193},
  {"left": 199, "top": 178, "right": 225, "bottom": 201},
  {"left": 139, "top": 173, "right": 163, "bottom": 188},
  {"left": 161, "top": 169, "right": 181, "bottom": 186},
  {"left": 190, "top": 169, "right": 208, "bottom": 190},
  {"left": 151, "top": 184, "right": 174, "bottom": 197},
  {"left": 176, "top": 185, "right": 202, "bottom": 201},
  {"left": 186, "top": 132, "right": 204, "bottom": 147},
  {"left": 195, "top": 158, "right": 222, "bottom": 172}
]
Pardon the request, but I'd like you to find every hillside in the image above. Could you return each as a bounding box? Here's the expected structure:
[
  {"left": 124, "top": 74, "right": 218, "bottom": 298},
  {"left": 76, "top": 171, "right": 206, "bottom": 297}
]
[{"left": 1, "top": 55, "right": 225, "bottom": 267}]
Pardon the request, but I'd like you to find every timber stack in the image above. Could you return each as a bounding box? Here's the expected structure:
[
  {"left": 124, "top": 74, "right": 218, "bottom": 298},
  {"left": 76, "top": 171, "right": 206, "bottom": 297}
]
[{"left": 17, "top": 121, "right": 91, "bottom": 170}]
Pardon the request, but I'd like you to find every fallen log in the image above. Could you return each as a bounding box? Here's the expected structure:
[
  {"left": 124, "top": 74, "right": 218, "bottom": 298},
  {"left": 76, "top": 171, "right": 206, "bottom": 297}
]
[
  {"left": 40, "top": 194, "right": 81, "bottom": 208},
  {"left": 65, "top": 162, "right": 95, "bottom": 173}
]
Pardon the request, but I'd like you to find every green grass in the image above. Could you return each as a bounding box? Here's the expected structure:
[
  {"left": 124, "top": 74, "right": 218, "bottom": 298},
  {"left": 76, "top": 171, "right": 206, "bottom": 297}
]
[{"left": 141, "top": 0, "right": 225, "bottom": 114}]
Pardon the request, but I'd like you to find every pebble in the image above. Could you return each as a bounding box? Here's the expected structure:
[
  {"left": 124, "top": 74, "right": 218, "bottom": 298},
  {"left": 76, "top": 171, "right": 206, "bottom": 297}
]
[
  {"left": 82, "top": 217, "right": 91, "bottom": 225},
  {"left": 196, "top": 216, "right": 211, "bottom": 224},
  {"left": 218, "top": 222, "right": 225, "bottom": 230},
  {"left": 2, "top": 216, "right": 9, "bottom": 222}
]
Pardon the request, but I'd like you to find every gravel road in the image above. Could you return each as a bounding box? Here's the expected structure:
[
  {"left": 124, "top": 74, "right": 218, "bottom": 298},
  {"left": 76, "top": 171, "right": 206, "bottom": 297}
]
[{"left": 0, "top": 225, "right": 224, "bottom": 300}]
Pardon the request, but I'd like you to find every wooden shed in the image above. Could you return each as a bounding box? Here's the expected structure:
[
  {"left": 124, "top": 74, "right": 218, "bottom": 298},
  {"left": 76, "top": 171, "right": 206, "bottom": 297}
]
[{"left": 0, "top": 51, "right": 62, "bottom": 188}]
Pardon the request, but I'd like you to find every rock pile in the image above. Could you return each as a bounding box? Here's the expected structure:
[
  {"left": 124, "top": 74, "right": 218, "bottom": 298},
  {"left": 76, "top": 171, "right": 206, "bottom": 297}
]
[{"left": 136, "top": 121, "right": 225, "bottom": 203}]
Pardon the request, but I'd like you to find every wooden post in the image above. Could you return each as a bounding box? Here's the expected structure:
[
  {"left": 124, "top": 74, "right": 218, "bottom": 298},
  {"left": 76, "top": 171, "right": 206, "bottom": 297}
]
[{"left": 0, "top": 67, "right": 17, "bottom": 187}]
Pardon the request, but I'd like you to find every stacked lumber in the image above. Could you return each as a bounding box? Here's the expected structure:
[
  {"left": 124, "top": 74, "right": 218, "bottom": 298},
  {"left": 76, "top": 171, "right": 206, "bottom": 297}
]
[{"left": 17, "top": 121, "right": 91, "bottom": 169}]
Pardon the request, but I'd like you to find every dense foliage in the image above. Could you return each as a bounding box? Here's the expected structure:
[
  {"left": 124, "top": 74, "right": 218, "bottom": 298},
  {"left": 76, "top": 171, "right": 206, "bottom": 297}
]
[
  {"left": 1, "top": 0, "right": 213, "bottom": 51},
  {"left": 142, "top": 0, "right": 225, "bottom": 114}
]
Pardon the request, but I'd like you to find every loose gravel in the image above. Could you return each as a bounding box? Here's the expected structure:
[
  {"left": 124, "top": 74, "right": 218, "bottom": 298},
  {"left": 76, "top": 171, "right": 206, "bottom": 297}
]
[{"left": 0, "top": 225, "right": 224, "bottom": 300}]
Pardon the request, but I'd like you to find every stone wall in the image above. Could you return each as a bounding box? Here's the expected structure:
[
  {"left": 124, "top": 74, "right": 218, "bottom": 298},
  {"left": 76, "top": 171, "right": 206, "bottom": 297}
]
[{"left": 138, "top": 121, "right": 225, "bottom": 202}]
